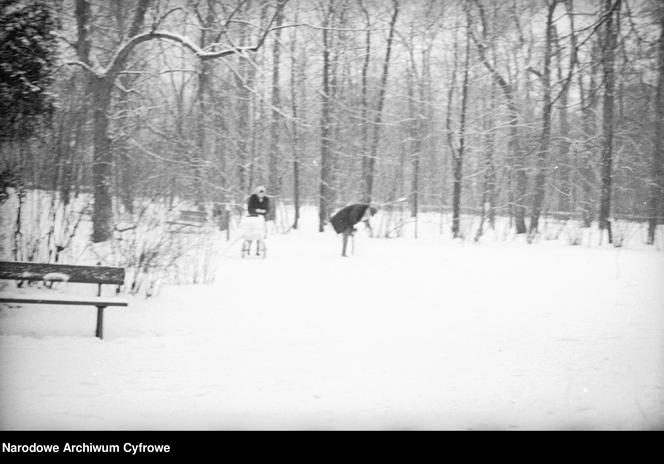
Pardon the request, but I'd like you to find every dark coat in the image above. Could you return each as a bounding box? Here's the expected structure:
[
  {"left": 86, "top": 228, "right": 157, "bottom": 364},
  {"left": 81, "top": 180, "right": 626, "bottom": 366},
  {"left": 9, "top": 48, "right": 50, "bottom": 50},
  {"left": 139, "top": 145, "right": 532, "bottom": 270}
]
[
  {"left": 330, "top": 204, "right": 375, "bottom": 234},
  {"left": 248, "top": 194, "right": 270, "bottom": 217}
]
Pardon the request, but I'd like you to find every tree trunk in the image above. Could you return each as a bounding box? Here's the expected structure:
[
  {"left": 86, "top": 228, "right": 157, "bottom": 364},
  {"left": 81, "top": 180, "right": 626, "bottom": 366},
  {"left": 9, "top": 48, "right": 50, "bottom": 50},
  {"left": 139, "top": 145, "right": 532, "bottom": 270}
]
[
  {"left": 599, "top": 0, "right": 620, "bottom": 242},
  {"left": 328, "top": 15, "right": 340, "bottom": 209},
  {"left": 410, "top": 97, "right": 420, "bottom": 222},
  {"left": 476, "top": 78, "right": 497, "bottom": 241},
  {"left": 648, "top": 3, "right": 664, "bottom": 244},
  {"left": 319, "top": 0, "right": 333, "bottom": 232},
  {"left": 268, "top": 5, "right": 284, "bottom": 222},
  {"left": 477, "top": 4, "right": 498, "bottom": 235},
  {"left": 290, "top": 6, "right": 300, "bottom": 229},
  {"left": 236, "top": 48, "right": 250, "bottom": 196},
  {"left": 452, "top": 18, "right": 471, "bottom": 238},
  {"left": 194, "top": 6, "right": 214, "bottom": 210},
  {"left": 82, "top": 0, "right": 150, "bottom": 242},
  {"left": 359, "top": 1, "right": 371, "bottom": 203},
  {"left": 555, "top": 13, "right": 573, "bottom": 217},
  {"left": 511, "top": 114, "right": 527, "bottom": 234},
  {"left": 406, "top": 56, "right": 420, "bottom": 238},
  {"left": 91, "top": 78, "right": 114, "bottom": 242},
  {"left": 361, "top": 0, "right": 399, "bottom": 204},
  {"left": 577, "top": 39, "right": 599, "bottom": 228},
  {"left": 236, "top": 2, "right": 254, "bottom": 197},
  {"left": 118, "top": 112, "right": 134, "bottom": 214},
  {"left": 529, "top": 1, "right": 556, "bottom": 236}
]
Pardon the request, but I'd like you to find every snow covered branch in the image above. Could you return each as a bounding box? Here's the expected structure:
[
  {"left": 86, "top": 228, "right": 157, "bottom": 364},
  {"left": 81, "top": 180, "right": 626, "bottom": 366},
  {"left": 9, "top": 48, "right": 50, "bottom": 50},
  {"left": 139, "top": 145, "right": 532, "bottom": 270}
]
[
  {"left": 63, "top": 60, "right": 101, "bottom": 77},
  {"left": 103, "top": 0, "right": 288, "bottom": 80}
]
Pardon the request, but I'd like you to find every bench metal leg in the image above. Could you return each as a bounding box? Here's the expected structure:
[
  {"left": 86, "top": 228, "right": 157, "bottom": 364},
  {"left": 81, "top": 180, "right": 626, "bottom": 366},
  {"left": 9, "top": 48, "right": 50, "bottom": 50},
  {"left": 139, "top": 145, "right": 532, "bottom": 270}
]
[{"left": 95, "top": 306, "right": 105, "bottom": 339}]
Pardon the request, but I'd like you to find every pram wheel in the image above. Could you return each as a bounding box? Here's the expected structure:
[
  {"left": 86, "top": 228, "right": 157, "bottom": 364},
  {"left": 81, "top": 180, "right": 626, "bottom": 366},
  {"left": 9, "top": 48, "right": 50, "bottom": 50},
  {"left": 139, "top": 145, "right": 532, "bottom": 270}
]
[
  {"left": 241, "top": 240, "right": 251, "bottom": 258},
  {"left": 257, "top": 240, "right": 267, "bottom": 258}
]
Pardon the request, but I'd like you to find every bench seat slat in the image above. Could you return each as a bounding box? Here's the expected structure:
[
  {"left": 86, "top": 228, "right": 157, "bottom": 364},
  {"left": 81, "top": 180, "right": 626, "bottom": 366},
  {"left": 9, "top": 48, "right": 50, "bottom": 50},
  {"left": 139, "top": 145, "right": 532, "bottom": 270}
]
[
  {"left": 0, "top": 295, "right": 128, "bottom": 307},
  {"left": 0, "top": 261, "right": 125, "bottom": 285}
]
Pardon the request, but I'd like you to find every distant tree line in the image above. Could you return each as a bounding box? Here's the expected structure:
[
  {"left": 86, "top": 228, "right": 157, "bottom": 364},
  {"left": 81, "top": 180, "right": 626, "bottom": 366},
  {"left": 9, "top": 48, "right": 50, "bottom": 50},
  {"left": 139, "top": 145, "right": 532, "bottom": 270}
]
[{"left": 1, "top": 0, "right": 663, "bottom": 246}]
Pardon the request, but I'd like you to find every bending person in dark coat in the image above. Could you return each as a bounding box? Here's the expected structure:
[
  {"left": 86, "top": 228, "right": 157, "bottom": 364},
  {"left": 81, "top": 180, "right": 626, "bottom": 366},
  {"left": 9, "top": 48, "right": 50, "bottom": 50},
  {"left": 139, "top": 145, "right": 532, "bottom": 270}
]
[{"left": 330, "top": 203, "right": 377, "bottom": 257}]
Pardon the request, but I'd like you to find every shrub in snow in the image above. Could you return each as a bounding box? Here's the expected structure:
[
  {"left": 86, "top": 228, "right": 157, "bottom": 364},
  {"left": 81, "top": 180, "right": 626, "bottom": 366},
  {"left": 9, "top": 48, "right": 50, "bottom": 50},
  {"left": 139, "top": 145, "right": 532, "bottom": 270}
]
[
  {"left": 564, "top": 221, "right": 585, "bottom": 246},
  {"left": 541, "top": 218, "right": 565, "bottom": 241},
  {"left": 0, "top": 190, "right": 225, "bottom": 296},
  {"left": 111, "top": 201, "right": 222, "bottom": 295}
]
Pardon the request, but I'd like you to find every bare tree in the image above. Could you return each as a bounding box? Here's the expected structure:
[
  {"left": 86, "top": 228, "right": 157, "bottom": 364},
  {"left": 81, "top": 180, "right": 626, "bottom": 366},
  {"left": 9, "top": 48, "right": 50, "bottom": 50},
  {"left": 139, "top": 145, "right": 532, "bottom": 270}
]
[
  {"left": 470, "top": 0, "right": 527, "bottom": 234},
  {"left": 70, "top": 0, "right": 287, "bottom": 242},
  {"left": 360, "top": 0, "right": 400, "bottom": 204},
  {"left": 7, "top": 0, "right": 662, "bottom": 254}
]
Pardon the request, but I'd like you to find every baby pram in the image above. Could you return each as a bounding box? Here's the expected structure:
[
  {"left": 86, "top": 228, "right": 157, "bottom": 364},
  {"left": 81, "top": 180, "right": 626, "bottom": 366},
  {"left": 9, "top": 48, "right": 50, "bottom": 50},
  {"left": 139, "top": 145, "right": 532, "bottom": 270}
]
[{"left": 240, "top": 215, "right": 267, "bottom": 258}]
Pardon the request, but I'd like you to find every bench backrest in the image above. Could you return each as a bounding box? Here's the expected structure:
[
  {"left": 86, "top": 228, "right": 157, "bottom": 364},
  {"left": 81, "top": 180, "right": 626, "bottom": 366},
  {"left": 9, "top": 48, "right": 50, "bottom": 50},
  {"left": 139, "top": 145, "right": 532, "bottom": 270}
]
[
  {"left": 0, "top": 261, "right": 125, "bottom": 285},
  {"left": 180, "top": 210, "right": 207, "bottom": 222}
]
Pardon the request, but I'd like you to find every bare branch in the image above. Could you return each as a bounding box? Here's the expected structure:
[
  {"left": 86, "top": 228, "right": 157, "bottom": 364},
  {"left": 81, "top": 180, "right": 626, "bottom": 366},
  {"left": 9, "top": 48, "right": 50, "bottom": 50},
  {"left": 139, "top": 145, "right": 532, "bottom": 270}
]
[
  {"left": 63, "top": 60, "right": 100, "bottom": 77},
  {"left": 527, "top": 66, "right": 543, "bottom": 80},
  {"left": 151, "top": 7, "right": 185, "bottom": 31},
  {"left": 103, "top": 0, "right": 289, "bottom": 79}
]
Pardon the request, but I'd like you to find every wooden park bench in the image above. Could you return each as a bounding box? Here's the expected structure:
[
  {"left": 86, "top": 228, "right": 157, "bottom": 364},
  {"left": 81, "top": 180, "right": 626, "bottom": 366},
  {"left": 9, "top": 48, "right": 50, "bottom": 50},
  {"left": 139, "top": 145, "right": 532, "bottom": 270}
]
[
  {"left": 178, "top": 209, "right": 207, "bottom": 225},
  {"left": 0, "top": 261, "right": 127, "bottom": 339},
  {"left": 166, "top": 210, "right": 207, "bottom": 232}
]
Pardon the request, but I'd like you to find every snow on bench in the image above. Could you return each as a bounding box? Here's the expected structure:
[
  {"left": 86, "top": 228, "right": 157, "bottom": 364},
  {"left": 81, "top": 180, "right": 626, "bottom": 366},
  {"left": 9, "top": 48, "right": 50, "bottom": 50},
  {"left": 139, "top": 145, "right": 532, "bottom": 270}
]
[{"left": 0, "top": 261, "right": 127, "bottom": 339}]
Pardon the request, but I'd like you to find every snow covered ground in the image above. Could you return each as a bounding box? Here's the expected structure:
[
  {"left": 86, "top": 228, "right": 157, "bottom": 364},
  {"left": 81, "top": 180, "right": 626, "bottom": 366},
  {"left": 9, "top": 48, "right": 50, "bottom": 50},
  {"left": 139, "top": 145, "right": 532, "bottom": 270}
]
[{"left": 1, "top": 213, "right": 663, "bottom": 430}]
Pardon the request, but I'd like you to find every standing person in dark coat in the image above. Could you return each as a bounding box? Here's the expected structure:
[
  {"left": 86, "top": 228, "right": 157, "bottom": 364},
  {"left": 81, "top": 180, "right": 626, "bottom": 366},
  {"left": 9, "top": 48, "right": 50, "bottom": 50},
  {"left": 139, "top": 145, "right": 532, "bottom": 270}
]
[
  {"left": 330, "top": 203, "right": 377, "bottom": 257},
  {"left": 246, "top": 186, "right": 269, "bottom": 255},
  {"left": 247, "top": 186, "right": 270, "bottom": 218}
]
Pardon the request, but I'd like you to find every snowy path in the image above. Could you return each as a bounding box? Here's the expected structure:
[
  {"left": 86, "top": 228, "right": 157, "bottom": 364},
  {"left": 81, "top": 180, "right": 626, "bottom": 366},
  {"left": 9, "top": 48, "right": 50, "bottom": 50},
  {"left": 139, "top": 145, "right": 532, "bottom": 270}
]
[{"left": 1, "top": 230, "right": 663, "bottom": 429}]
